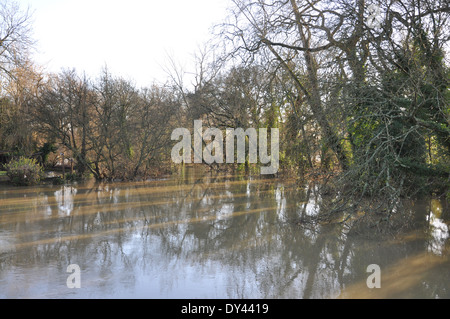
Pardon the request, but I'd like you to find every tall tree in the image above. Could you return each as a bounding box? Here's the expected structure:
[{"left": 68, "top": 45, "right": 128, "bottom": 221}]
[
  {"left": 0, "top": 0, "right": 35, "bottom": 154},
  {"left": 0, "top": 0, "right": 33, "bottom": 80}
]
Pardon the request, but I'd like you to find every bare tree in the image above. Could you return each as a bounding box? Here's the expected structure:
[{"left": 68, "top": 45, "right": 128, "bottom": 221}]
[
  {"left": 0, "top": 0, "right": 35, "bottom": 155},
  {"left": 32, "top": 69, "right": 97, "bottom": 177},
  {"left": 220, "top": 0, "right": 352, "bottom": 169},
  {"left": 0, "top": 0, "right": 33, "bottom": 80},
  {"left": 214, "top": 0, "right": 449, "bottom": 222}
]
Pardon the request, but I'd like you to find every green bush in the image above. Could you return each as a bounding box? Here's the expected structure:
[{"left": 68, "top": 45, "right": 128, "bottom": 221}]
[{"left": 5, "top": 157, "right": 44, "bottom": 186}]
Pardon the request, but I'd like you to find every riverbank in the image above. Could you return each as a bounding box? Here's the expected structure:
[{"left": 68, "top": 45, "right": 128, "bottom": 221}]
[{"left": 0, "top": 164, "right": 174, "bottom": 186}]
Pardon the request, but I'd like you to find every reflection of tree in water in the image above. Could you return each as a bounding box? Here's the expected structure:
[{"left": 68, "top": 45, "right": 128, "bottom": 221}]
[
  {"left": 0, "top": 170, "right": 448, "bottom": 298},
  {"left": 140, "top": 171, "right": 448, "bottom": 298}
]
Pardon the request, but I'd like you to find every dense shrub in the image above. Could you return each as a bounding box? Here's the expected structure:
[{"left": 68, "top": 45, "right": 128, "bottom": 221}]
[{"left": 5, "top": 157, "right": 44, "bottom": 186}]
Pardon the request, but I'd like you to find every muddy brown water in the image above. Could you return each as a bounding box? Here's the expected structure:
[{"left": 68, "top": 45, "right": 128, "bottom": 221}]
[{"left": 0, "top": 168, "right": 448, "bottom": 298}]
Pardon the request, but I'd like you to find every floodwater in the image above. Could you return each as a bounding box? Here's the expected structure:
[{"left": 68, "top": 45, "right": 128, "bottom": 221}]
[{"left": 0, "top": 168, "right": 448, "bottom": 299}]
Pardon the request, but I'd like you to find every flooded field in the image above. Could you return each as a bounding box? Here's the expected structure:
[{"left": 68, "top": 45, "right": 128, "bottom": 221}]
[{"left": 0, "top": 169, "right": 448, "bottom": 298}]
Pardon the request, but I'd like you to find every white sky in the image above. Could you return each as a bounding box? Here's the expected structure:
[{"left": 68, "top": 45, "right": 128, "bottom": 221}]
[{"left": 19, "top": 0, "right": 230, "bottom": 87}]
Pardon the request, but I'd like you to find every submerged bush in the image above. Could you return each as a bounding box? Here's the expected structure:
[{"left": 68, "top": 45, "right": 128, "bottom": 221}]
[{"left": 5, "top": 157, "right": 44, "bottom": 186}]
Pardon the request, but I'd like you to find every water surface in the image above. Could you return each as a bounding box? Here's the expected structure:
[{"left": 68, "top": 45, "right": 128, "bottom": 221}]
[{"left": 0, "top": 169, "right": 448, "bottom": 298}]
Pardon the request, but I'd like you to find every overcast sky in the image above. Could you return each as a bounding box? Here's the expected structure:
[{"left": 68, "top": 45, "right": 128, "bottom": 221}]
[{"left": 19, "top": 0, "right": 230, "bottom": 87}]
